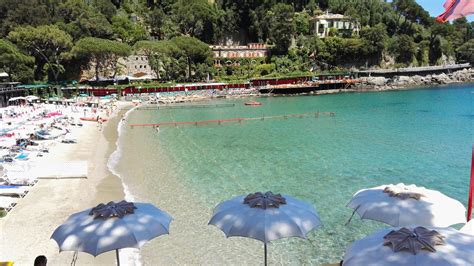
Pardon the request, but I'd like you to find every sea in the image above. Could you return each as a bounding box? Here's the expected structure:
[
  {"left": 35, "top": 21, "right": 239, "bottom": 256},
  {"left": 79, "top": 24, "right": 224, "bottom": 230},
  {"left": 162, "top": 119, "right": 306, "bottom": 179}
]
[{"left": 109, "top": 83, "right": 474, "bottom": 265}]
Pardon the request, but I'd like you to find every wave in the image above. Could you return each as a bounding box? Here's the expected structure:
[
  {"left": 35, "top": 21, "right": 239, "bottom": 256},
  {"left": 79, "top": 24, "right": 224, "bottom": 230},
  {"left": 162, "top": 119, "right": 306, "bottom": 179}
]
[{"left": 106, "top": 104, "right": 142, "bottom": 266}]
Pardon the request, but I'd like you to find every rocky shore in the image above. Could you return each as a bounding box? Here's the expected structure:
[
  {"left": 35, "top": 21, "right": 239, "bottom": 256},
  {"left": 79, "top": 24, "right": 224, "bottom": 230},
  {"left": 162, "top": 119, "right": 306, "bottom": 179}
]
[{"left": 356, "top": 68, "right": 474, "bottom": 91}]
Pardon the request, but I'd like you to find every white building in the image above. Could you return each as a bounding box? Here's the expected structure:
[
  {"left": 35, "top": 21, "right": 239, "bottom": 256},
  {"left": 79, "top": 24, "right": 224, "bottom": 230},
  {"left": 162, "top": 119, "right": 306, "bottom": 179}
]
[{"left": 310, "top": 12, "right": 360, "bottom": 38}]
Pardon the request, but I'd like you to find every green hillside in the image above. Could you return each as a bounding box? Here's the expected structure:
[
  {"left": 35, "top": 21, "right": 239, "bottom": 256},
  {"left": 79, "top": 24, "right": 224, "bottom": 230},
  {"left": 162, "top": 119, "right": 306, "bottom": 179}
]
[{"left": 0, "top": 0, "right": 473, "bottom": 83}]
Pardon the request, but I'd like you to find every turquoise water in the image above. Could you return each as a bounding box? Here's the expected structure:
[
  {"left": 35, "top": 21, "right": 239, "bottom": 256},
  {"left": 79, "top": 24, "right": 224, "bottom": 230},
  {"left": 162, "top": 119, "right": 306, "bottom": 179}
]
[{"left": 115, "top": 84, "right": 474, "bottom": 265}]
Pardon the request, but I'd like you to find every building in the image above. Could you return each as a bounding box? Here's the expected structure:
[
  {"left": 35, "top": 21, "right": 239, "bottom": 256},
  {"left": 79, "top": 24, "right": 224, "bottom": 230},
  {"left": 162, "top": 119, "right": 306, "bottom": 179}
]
[
  {"left": 210, "top": 43, "right": 269, "bottom": 67},
  {"left": 80, "top": 54, "right": 155, "bottom": 82},
  {"left": 310, "top": 12, "right": 360, "bottom": 38},
  {"left": 119, "top": 54, "right": 155, "bottom": 78}
]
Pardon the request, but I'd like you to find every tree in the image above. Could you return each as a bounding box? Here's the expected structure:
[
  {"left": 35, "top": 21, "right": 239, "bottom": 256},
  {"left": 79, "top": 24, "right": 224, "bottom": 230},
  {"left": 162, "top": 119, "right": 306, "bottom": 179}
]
[
  {"left": 172, "top": 0, "right": 217, "bottom": 43},
  {"left": 8, "top": 25, "right": 73, "bottom": 82},
  {"left": 389, "top": 34, "right": 417, "bottom": 65},
  {"left": 170, "top": 36, "right": 212, "bottom": 81},
  {"left": 112, "top": 15, "right": 149, "bottom": 45},
  {"left": 269, "top": 3, "right": 295, "bottom": 54},
  {"left": 293, "top": 12, "right": 310, "bottom": 36},
  {"left": 360, "top": 24, "right": 388, "bottom": 63},
  {"left": 457, "top": 39, "right": 474, "bottom": 64},
  {"left": 57, "top": 0, "right": 114, "bottom": 40},
  {"left": 0, "top": 39, "right": 34, "bottom": 82},
  {"left": 73, "top": 37, "right": 131, "bottom": 80}
]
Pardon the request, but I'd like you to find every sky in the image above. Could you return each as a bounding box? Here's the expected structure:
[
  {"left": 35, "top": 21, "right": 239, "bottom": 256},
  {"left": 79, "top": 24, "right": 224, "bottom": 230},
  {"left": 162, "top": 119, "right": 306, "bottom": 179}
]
[{"left": 390, "top": 0, "right": 474, "bottom": 22}]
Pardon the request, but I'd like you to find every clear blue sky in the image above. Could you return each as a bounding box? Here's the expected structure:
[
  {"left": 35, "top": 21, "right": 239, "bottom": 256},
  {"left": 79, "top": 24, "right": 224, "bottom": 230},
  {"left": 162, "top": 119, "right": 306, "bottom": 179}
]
[{"left": 390, "top": 0, "right": 474, "bottom": 21}]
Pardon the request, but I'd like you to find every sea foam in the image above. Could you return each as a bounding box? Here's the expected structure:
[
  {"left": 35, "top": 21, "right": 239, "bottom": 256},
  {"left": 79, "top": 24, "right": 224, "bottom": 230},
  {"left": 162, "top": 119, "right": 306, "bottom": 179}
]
[{"left": 106, "top": 105, "right": 142, "bottom": 266}]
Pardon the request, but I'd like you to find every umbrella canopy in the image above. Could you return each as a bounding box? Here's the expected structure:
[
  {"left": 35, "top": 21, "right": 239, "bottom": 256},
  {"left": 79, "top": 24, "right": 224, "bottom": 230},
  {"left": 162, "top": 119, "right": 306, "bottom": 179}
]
[
  {"left": 209, "top": 191, "right": 322, "bottom": 265},
  {"left": 342, "top": 226, "right": 474, "bottom": 266},
  {"left": 26, "top": 95, "right": 39, "bottom": 101},
  {"left": 460, "top": 219, "right": 474, "bottom": 235},
  {"left": 347, "top": 183, "right": 466, "bottom": 227},
  {"left": 51, "top": 201, "right": 172, "bottom": 265},
  {"left": 8, "top": 97, "right": 26, "bottom": 101}
]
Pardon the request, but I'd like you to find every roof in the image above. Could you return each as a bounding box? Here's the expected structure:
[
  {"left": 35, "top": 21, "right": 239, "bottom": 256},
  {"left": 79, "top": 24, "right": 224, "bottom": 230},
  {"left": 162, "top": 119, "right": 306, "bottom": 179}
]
[
  {"left": 19, "top": 84, "right": 51, "bottom": 89},
  {"left": 0, "top": 72, "right": 8, "bottom": 78},
  {"left": 311, "top": 13, "right": 355, "bottom": 21}
]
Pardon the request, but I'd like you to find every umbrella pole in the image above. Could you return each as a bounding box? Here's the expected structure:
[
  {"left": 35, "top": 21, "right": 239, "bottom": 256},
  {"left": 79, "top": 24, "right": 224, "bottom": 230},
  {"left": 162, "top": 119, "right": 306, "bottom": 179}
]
[
  {"left": 264, "top": 243, "right": 267, "bottom": 266},
  {"left": 116, "top": 249, "right": 120, "bottom": 266}
]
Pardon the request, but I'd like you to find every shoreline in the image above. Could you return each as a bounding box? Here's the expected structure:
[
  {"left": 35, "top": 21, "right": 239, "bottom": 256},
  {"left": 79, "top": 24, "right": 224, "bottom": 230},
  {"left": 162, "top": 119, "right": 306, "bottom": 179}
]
[{"left": 0, "top": 102, "right": 128, "bottom": 265}]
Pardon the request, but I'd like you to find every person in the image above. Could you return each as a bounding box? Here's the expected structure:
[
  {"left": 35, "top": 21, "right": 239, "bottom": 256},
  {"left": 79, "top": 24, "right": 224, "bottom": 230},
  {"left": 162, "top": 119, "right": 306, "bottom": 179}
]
[{"left": 34, "top": 255, "right": 47, "bottom": 266}]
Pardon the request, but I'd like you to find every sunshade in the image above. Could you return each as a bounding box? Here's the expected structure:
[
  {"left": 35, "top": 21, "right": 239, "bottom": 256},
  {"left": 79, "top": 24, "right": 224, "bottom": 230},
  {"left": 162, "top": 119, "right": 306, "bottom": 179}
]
[
  {"left": 209, "top": 191, "right": 322, "bottom": 265},
  {"left": 460, "top": 219, "right": 474, "bottom": 235},
  {"left": 346, "top": 183, "right": 466, "bottom": 227},
  {"left": 342, "top": 226, "right": 474, "bottom": 266},
  {"left": 51, "top": 201, "right": 173, "bottom": 265}
]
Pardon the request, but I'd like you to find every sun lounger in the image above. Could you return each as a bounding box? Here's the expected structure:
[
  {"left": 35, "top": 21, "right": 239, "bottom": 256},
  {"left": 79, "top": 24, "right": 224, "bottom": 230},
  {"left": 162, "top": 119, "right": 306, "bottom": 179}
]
[
  {"left": 0, "top": 185, "right": 28, "bottom": 197},
  {"left": 0, "top": 196, "right": 17, "bottom": 212},
  {"left": 2, "top": 171, "right": 38, "bottom": 186}
]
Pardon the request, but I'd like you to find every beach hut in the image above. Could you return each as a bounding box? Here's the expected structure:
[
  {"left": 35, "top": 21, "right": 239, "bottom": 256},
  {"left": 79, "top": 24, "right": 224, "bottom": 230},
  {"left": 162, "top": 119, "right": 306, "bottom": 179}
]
[
  {"left": 208, "top": 191, "right": 322, "bottom": 265},
  {"left": 51, "top": 200, "right": 173, "bottom": 265}
]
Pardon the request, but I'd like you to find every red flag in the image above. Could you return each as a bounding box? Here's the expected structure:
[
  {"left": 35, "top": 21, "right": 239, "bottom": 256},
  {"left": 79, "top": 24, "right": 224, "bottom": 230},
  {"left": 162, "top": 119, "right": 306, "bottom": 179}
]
[
  {"left": 436, "top": 0, "right": 474, "bottom": 22},
  {"left": 468, "top": 146, "right": 474, "bottom": 221}
]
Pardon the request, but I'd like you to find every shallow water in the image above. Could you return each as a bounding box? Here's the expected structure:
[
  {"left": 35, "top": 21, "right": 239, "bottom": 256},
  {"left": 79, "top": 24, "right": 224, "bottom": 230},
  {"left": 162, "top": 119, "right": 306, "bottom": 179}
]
[{"left": 114, "top": 84, "right": 474, "bottom": 265}]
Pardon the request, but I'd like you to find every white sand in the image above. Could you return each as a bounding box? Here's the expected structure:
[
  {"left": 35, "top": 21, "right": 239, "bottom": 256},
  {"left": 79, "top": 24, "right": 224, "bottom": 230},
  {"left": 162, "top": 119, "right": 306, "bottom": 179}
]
[{"left": 0, "top": 104, "right": 129, "bottom": 265}]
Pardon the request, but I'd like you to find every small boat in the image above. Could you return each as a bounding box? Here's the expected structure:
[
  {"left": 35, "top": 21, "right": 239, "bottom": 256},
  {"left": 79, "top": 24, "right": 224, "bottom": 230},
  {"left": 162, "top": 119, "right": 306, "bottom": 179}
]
[
  {"left": 244, "top": 101, "right": 262, "bottom": 106},
  {"left": 80, "top": 117, "right": 108, "bottom": 122},
  {"left": 80, "top": 117, "right": 98, "bottom": 122}
]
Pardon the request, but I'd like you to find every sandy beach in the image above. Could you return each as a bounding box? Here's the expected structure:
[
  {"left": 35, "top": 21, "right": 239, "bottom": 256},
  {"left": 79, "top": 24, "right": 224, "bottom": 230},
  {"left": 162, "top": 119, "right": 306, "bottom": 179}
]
[{"left": 0, "top": 103, "right": 130, "bottom": 265}]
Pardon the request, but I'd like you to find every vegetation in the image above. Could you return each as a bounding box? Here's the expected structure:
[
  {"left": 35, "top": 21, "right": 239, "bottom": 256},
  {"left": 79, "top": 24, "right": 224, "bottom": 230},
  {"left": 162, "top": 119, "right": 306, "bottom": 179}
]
[{"left": 0, "top": 0, "right": 472, "bottom": 84}]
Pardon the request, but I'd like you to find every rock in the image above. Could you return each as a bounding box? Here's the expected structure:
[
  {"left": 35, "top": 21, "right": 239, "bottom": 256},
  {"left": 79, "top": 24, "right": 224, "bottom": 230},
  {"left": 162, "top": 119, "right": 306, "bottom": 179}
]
[
  {"left": 392, "top": 76, "right": 412, "bottom": 86},
  {"left": 432, "top": 73, "right": 450, "bottom": 84},
  {"left": 366, "top": 76, "right": 387, "bottom": 86},
  {"left": 411, "top": 75, "right": 424, "bottom": 84}
]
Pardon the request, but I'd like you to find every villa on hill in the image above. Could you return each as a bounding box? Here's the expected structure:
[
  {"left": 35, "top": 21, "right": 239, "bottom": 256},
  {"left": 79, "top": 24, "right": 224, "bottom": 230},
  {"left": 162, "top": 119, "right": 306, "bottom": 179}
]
[
  {"left": 310, "top": 12, "right": 360, "bottom": 38},
  {"left": 210, "top": 43, "right": 269, "bottom": 67}
]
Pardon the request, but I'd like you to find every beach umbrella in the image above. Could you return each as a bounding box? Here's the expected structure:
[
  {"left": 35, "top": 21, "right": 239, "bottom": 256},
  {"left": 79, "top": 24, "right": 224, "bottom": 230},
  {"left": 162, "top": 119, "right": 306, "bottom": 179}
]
[
  {"left": 208, "top": 191, "right": 322, "bottom": 265},
  {"left": 8, "top": 97, "right": 26, "bottom": 102},
  {"left": 346, "top": 183, "right": 466, "bottom": 227},
  {"left": 51, "top": 200, "right": 173, "bottom": 265},
  {"left": 26, "top": 95, "right": 39, "bottom": 101},
  {"left": 460, "top": 219, "right": 474, "bottom": 235},
  {"left": 342, "top": 226, "right": 474, "bottom": 266}
]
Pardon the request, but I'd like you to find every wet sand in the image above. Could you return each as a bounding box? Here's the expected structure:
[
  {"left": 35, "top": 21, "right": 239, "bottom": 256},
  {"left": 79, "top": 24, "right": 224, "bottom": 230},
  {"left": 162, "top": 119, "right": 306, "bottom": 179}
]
[{"left": 0, "top": 104, "right": 129, "bottom": 265}]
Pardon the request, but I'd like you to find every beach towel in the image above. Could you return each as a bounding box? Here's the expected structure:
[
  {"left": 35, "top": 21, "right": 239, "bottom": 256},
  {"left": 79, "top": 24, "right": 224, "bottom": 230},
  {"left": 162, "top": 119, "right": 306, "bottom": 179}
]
[{"left": 437, "top": 0, "right": 474, "bottom": 22}]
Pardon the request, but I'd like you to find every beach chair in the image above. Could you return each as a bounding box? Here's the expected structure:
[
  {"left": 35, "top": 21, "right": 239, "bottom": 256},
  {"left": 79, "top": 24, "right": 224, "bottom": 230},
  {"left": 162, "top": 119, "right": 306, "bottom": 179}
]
[
  {"left": 2, "top": 171, "right": 38, "bottom": 186},
  {"left": 0, "top": 185, "right": 28, "bottom": 197},
  {"left": 0, "top": 196, "right": 17, "bottom": 212}
]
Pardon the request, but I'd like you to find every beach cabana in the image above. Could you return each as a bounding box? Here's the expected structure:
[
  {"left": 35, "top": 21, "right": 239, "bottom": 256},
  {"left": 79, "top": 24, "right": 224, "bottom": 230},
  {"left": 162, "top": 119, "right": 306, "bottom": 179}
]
[
  {"left": 342, "top": 226, "right": 474, "bottom": 266},
  {"left": 51, "top": 200, "right": 172, "bottom": 265},
  {"left": 208, "top": 191, "right": 322, "bottom": 266},
  {"left": 346, "top": 183, "right": 466, "bottom": 227}
]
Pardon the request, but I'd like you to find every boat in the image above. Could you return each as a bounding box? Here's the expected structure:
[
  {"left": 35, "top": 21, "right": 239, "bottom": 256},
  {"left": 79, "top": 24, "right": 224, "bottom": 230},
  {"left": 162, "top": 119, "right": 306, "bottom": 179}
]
[
  {"left": 80, "top": 117, "right": 108, "bottom": 122},
  {"left": 244, "top": 101, "right": 262, "bottom": 106}
]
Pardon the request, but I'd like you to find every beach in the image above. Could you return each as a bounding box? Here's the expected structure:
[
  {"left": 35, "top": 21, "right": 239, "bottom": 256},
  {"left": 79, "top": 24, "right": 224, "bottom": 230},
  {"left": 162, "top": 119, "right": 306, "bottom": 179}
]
[
  {"left": 0, "top": 83, "right": 472, "bottom": 265},
  {"left": 0, "top": 103, "right": 128, "bottom": 265}
]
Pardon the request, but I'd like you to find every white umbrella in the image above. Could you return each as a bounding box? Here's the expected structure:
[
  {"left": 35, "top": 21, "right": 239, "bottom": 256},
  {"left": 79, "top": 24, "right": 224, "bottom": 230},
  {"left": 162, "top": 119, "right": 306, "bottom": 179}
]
[
  {"left": 51, "top": 201, "right": 173, "bottom": 265},
  {"left": 26, "top": 95, "right": 40, "bottom": 101},
  {"left": 8, "top": 97, "right": 26, "bottom": 101},
  {"left": 343, "top": 226, "right": 474, "bottom": 266},
  {"left": 460, "top": 219, "right": 474, "bottom": 235},
  {"left": 208, "top": 191, "right": 322, "bottom": 265},
  {"left": 346, "top": 183, "right": 466, "bottom": 227}
]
